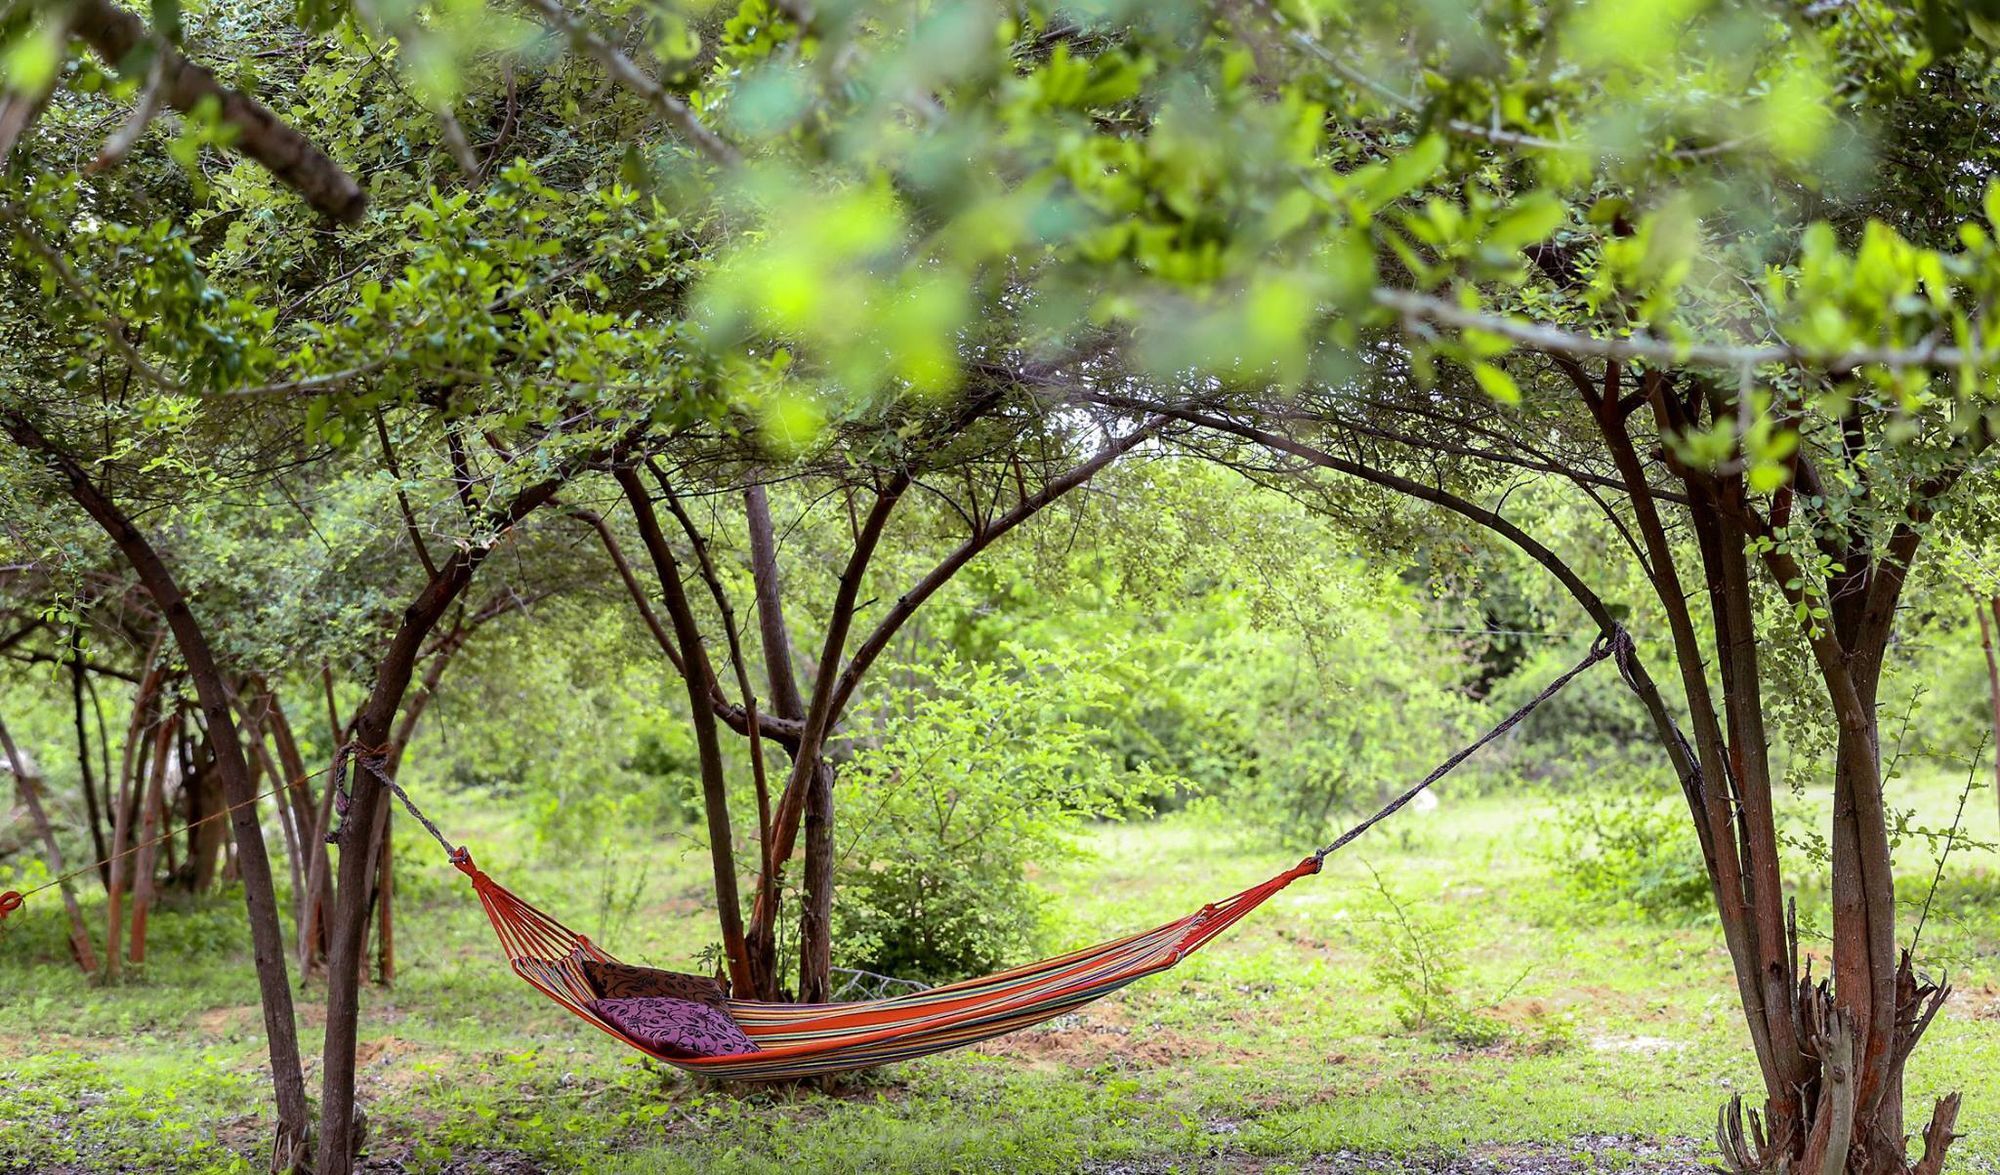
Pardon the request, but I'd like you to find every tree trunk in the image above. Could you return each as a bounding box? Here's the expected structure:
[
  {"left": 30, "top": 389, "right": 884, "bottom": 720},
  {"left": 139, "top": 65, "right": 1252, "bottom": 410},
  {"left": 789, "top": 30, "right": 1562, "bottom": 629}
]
[
  {"left": 798, "top": 758, "right": 834, "bottom": 1002},
  {"left": 104, "top": 647, "right": 164, "bottom": 984},
  {"left": 742, "top": 482, "right": 807, "bottom": 998},
  {"left": 2, "top": 409, "right": 313, "bottom": 1170},
  {"left": 616, "top": 466, "right": 754, "bottom": 993},
  {"left": 243, "top": 719, "right": 307, "bottom": 939},
  {"left": 0, "top": 719, "right": 99, "bottom": 974},
  {"left": 189, "top": 737, "right": 230, "bottom": 894},
  {"left": 314, "top": 457, "right": 579, "bottom": 1175},
  {"left": 126, "top": 717, "right": 173, "bottom": 967},
  {"left": 259, "top": 688, "right": 337, "bottom": 974},
  {"left": 70, "top": 653, "right": 110, "bottom": 887},
  {"left": 377, "top": 809, "right": 394, "bottom": 985}
]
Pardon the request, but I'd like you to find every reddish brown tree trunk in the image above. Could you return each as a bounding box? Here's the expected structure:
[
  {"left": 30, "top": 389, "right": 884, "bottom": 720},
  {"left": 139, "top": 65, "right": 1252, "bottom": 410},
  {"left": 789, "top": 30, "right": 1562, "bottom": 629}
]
[{"left": 126, "top": 717, "right": 173, "bottom": 967}]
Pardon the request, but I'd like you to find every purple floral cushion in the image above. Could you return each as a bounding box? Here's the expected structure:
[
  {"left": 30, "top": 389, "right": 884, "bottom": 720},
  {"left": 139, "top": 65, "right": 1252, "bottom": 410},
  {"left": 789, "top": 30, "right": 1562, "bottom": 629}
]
[{"left": 592, "top": 996, "right": 760, "bottom": 1059}]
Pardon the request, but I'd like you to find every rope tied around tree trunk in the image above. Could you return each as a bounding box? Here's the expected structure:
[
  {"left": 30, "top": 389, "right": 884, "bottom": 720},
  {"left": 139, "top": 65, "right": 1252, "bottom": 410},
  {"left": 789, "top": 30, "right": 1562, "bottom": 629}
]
[
  {"left": 1312, "top": 625, "right": 1632, "bottom": 863},
  {"left": 322, "top": 740, "right": 355, "bottom": 845},
  {"left": 343, "top": 743, "right": 461, "bottom": 860}
]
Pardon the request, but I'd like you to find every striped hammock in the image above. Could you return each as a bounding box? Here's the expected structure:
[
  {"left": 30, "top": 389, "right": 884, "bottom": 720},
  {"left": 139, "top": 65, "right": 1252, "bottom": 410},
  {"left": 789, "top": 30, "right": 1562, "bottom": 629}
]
[
  {"left": 453, "top": 849, "right": 1322, "bottom": 1081},
  {"left": 403, "top": 634, "right": 1623, "bottom": 1082}
]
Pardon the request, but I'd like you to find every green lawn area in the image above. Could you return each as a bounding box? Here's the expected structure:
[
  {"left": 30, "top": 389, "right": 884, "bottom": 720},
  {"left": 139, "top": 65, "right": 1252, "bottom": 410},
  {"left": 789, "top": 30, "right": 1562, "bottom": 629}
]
[{"left": 3, "top": 775, "right": 1997, "bottom": 1174}]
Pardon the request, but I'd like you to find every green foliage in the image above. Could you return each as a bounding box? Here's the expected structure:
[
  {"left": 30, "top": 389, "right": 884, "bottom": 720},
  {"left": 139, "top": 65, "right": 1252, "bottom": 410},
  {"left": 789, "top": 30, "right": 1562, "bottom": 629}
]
[
  {"left": 1538, "top": 790, "right": 1713, "bottom": 923},
  {"left": 1355, "top": 864, "right": 1524, "bottom": 1050},
  {"left": 832, "top": 647, "right": 1151, "bottom": 982},
  {"left": 907, "top": 458, "right": 1483, "bottom": 841},
  {"left": 1479, "top": 641, "right": 1660, "bottom": 787}
]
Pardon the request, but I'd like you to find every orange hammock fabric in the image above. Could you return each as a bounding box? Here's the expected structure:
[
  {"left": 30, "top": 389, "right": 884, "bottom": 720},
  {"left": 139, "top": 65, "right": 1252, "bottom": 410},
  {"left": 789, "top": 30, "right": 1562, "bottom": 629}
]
[
  {"left": 452, "top": 849, "right": 1322, "bottom": 1081},
  {"left": 0, "top": 630, "right": 1624, "bottom": 1082}
]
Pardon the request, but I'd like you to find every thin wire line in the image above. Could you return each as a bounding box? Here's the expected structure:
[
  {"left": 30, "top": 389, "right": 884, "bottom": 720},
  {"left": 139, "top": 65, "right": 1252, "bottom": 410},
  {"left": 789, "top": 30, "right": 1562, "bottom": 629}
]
[{"left": 5, "top": 763, "right": 334, "bottom": 905}]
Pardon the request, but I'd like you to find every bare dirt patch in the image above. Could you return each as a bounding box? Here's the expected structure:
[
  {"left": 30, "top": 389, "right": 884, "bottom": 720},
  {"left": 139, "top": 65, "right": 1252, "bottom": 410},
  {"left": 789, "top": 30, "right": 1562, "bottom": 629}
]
[
  {"left": 360, "top": 1146, "right": 550, "bottom": 1174},
  {"left": 973, "top": 1007, "right": 1259, "bottom": 1070},
  {"left": 196, "top": 1005, "right": 257, "bottom": 1037}
]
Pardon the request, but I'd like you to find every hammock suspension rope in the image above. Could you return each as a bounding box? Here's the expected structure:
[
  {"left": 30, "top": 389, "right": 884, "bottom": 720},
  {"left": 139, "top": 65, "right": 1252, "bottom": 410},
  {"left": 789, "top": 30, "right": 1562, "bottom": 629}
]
[{"left": 3, "top": 627, "right": 1637, "bottom": 1081}]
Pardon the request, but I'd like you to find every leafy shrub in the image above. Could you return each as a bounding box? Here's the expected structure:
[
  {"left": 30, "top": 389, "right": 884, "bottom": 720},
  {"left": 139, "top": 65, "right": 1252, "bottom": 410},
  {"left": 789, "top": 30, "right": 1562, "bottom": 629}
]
[
  {"left": 832, "top": 646, "right": 1152, "bottom": 982},
  {"left": 1538, "top": 788, "right": 1711, "bottom": 921},
  {"left": 1356, "top": 865, "right": 1514, "bottom": 1048}
]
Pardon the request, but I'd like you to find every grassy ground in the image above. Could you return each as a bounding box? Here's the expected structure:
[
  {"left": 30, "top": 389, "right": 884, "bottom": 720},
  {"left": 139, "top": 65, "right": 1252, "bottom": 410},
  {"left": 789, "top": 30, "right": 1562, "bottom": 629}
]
[{"left": 2, "top": 774, "right": 1998, "bottom": 1174}]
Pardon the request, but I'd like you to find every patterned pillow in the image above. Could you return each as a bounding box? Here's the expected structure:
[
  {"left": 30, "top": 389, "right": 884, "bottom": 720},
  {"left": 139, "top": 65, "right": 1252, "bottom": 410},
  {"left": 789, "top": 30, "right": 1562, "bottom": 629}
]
[
  {"left": 592, "top": 996, "right": 760, "bottom": 1059},
  {"left": 582, "top": 960, "right": 730, "bottom": 1008}
]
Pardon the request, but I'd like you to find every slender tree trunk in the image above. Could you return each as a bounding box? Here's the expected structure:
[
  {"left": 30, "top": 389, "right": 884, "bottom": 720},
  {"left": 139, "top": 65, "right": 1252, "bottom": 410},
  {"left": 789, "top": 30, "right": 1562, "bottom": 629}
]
[
  {"left": 0, "top": 718, "right": 98, "bottom": 973},
  {"left": 315, "top": 458, "right": 580, "bottom": 1175},
  {"left": 741, "top": 482, "right": 808, "bottom": 998},
  {"left": 358, "top": 627, "right": 463, "bottom": 986},
  {"left": 2, "top": 409, "right": 312, "bottom": 1170},
  {"left": 260, "top": 687, "right": 335, "bottom": 973},
  {"left": 243, "top": 719, "right": 306, "bottom": 935},
  {"left": 798, "top": 758, "right": 834, "bottom": 1002},
  {"left": 190, "top": 740, "right": 229, "bottom": 894},
  {"left": 104, "top": 650, "right": 163, "bottom": 984},
  {"left": 85, "top": 671, "right": 116, "bottom": 883},
  {"left": 126, "top": 717, "right": 173, "bottom": 967},
  {"left": 616, "top": 466, "right": 754, "bottom": 993},
  {"left": 376, "top": 810, "right": 394, "bottom": 984},
  {"left": 70, "top": 652, "right": 110, "bottom": 886},
  {"left": 297, "top": 747, "right": 340, "bottom": 974}
]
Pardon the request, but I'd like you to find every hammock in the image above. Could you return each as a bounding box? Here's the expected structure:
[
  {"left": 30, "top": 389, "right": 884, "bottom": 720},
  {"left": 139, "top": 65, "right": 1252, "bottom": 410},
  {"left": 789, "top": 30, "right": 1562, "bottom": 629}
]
[
  {"left": 0, "top": 629, "right": 1630, "bottom": 1082},
  {"left": 411, "top": 630, "right": 1629, "bottom": 1081},
  {"left": 452, "top": 846, "right": 1321, "bottom": 1081}
]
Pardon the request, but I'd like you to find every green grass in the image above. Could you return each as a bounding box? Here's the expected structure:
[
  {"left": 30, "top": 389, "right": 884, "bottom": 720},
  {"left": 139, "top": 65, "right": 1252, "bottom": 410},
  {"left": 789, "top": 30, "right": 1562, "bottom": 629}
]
[{"left": 3, "top": 773, "right": 1997, "bottom": 1173}]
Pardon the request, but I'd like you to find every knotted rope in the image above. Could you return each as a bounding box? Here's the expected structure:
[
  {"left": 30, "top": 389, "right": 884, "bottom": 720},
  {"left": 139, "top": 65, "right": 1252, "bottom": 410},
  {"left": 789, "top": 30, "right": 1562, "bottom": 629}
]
[
  {"left": 326, "top": 742, "right": 460, "bottom": 859},
  {"left": 1312, "top": 626, "right": 1631, "bottom": 863}
]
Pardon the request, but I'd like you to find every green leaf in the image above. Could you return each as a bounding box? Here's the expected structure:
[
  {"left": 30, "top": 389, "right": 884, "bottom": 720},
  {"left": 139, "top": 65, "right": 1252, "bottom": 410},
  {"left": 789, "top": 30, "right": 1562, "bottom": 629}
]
[
  {"left": 1472, "top": 362, "right": 1520, "bottom": 403},
  {"left": 1485, "top": 193, "right": 1566, "bottom": 253},
  {"left": 1357, "top": 135, "right": 1448, "bottom": 212},
  {"left": 2, "top": 22, "right": 65, "bottom": 92}
]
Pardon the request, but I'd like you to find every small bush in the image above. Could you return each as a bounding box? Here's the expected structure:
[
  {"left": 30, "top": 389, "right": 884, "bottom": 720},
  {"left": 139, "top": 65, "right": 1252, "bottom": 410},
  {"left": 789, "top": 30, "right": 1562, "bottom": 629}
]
[
  {"left": 1357, "top": 864, "right": 1519, "bottom": 1048},
  {"left": 1539, "top": 788, "right": 1712, "bottom": 922},
  {"left": 832, "top": 646, "right": 1152, "bottom": 983}
]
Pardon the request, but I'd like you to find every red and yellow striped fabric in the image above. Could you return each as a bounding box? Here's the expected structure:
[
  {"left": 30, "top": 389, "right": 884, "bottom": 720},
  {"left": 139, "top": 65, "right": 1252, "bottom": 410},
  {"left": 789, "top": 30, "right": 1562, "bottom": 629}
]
[{"left": 453, "top": 850, "right": 1321, "bottom": 1082}]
